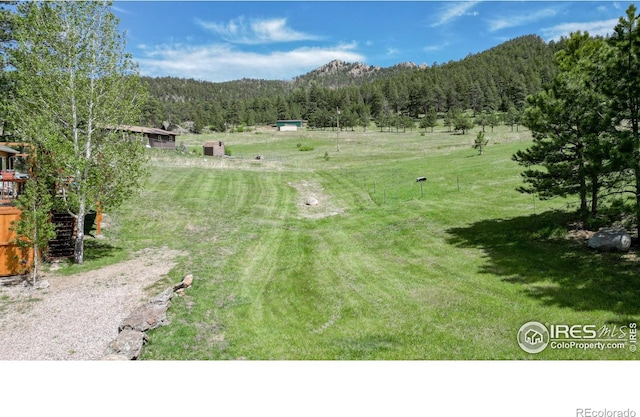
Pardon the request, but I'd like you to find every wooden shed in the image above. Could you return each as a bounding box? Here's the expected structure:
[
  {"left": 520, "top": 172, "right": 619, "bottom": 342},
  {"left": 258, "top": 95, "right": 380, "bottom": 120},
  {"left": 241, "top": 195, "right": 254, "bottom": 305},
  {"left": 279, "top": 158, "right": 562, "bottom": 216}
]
[
  {"left": 203, "top": 141, "right": 225, "bottom": 157},
  {"left": 109, "top": 125, "right": 179, "bottom": 150}
]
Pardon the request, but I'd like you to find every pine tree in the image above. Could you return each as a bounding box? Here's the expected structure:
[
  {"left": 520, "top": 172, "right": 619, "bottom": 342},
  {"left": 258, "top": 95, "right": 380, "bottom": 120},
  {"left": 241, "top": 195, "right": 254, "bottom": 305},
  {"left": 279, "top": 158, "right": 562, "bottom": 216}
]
[
  {"left": 514, "top": 33, "right": 612, "bottom": 218},
  {"left": 473, "top": 131, "right": 488, "bottom": 155},
  {"left": 602, "top": 4, "right": 640, "bottom": 232},
  {"left": 453, "top": 110, "right": 473, "bottom": 134}
]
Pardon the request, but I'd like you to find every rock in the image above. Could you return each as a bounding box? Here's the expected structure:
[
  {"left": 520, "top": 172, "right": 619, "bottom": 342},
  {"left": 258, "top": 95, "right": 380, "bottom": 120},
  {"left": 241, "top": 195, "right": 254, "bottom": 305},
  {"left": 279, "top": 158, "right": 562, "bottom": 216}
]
[
  {"left": 182, "top": 274, "right": 193, "bottom": 287},
  {"left": 35, "top": 280, "right": 50, "bottom": 289},
  {"left": 306, "top": 197, "right": 319, "bottom": 206},
  {"left": 173, "top": 274, "right": 193, "bottom": 291},
  {"left": 100, "top": 354, "right": 130, "bottom": 361},
  {"left": 104, "top": 329, "right": 148, "bottom": 360},
  {"left": 119, "top": 302, "right": 171, "bottom": 332},
  {"left": 151, "top": 287, "right": 174, "bottom": 307},
  {"left": 587, "top": 228, "right": 631, "bottom": 252}
]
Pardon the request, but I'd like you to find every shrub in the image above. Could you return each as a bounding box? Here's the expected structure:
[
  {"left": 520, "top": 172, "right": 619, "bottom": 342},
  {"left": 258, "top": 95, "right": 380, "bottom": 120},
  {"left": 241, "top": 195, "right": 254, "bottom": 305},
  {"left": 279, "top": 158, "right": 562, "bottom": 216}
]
[
  {"left": 298, "top": 145, "right": 314, "bottom": 152},
  {"left": 176, "top": 142, "right": 188, "bottom": 153},
  {"left": 224, "top": 147, "right": 232, "bottom": 156}
]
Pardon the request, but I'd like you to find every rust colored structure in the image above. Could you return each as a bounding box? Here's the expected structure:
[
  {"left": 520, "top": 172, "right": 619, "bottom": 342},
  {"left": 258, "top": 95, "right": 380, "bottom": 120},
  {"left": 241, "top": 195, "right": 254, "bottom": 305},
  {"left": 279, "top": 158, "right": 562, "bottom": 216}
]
[
  {"left": 0, "top": 143, "right": 31, "bottom": 276},
  {"left": 0, "top": 170, "right": 30, "bottom": 277},
  {"left": 0, "top": 143, "right": 101, "bottom": 276},
  {"left": 0, "top": 205, "right": 31, "bottom": 277}
]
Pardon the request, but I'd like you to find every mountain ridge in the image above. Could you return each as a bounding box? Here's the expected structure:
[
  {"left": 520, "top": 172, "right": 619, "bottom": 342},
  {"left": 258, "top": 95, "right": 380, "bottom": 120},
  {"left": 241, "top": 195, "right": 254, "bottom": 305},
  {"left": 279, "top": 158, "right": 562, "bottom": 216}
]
[{"left": 140, "top": 34, "right": 559, "bottom": 131}]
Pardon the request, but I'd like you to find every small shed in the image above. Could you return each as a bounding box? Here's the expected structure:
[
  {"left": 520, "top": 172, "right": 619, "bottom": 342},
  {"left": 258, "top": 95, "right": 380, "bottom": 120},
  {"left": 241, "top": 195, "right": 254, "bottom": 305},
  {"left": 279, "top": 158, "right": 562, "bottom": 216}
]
[
  {"left": 276, "top": 120, "right": 303, "bottom": 131},
  {"left": 203, "top": 141, "right": 225, "bottom": 157}
]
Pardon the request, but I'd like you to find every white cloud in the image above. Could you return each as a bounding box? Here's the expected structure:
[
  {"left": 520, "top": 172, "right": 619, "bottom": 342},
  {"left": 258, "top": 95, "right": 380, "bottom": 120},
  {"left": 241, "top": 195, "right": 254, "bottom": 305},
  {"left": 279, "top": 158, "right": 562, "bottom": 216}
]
[
  {"left": 487, "top": 7, "right": 560, "bottom": 32},
  {"left": 423, "top": 42, "right": 450, "bottom": 53},
  {"left": 431, "top": 2, "right": 480, "bottom": 27},
  {"left": 111, "top": 5, "right": 131, "bottom": 16},
  {"left": 134, "top": 42, "right": 365, "bottom": 82},
  {"left": 196, "top": 16, "right": 319, "bottom": 44},
  {"left": 386, "top": 47, "right": 400, "bottom": 56},
  {"left": 541, "top": 19, "right": 619, "bottom": 41}
]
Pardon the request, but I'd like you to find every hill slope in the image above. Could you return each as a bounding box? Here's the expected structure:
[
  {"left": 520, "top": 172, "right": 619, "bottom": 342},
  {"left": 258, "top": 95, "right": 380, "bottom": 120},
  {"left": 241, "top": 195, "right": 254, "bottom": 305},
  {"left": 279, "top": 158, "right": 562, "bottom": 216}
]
[{"left": 141, "top": 34, "right": 558, "bottom": 131}]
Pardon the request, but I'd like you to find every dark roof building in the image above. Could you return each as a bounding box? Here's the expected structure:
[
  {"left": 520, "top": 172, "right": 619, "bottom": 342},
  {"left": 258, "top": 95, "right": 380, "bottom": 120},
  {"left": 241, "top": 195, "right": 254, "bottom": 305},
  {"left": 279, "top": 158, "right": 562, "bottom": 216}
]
[{"left": 110, "top": 125, "right": 178, "bottom": 150}]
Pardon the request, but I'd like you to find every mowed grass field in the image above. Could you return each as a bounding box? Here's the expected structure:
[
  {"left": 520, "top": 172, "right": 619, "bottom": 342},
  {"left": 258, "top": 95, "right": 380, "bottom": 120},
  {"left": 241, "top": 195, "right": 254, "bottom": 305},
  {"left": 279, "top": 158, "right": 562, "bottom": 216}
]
[{"left": 92, "top": 124, "right": 638, "bottom": 359}]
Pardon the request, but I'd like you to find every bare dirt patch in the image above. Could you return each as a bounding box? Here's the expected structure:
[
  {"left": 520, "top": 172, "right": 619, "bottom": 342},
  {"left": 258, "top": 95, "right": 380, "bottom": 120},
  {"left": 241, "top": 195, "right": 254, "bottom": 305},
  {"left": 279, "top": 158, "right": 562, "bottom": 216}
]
[
  {"left": 288, "top": 180, "right": 345, "bottom": 219},
  {"left": 0, "top": 247, "right": 186, "bottom": 360}
]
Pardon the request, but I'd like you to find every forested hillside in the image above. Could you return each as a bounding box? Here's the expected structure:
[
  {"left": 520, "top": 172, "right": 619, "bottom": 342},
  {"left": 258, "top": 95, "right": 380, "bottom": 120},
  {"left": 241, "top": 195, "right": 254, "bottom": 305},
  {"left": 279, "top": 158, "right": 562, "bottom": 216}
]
[{"left": 140, "top": 35, "right": 561, "bottom": 133}]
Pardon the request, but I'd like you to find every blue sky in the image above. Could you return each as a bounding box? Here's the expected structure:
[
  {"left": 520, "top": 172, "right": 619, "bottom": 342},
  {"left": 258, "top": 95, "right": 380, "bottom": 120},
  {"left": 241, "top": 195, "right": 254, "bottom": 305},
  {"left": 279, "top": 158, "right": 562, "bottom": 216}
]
[{"left": 112, "top": 1, "right": 633, "bottom": 82}]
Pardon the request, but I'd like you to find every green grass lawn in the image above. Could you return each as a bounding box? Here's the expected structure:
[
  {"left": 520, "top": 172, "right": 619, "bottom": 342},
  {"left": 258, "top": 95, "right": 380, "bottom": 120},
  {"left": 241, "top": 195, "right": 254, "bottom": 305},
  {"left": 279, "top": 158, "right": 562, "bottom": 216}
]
[{"left": 83, "top": 124, "right": 638, "bottom": 359}]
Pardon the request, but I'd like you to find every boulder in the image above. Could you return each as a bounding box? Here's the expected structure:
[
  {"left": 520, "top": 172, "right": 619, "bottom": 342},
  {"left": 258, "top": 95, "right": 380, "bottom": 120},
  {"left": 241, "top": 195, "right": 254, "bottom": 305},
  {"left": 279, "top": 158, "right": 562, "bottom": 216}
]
[
  {"left": 587, "top": 228, "right": 631, "bottom": 252},
  {"left": 104, "top": 329, "right": 148, "bottom": 360},
  {"left": 151, "top": 287, "right": 174, "bottom": 307},
  {"left": 100, "top": 354, "right": 130, "bottom": 361},
  {"left": 119, "top": 302, "right": 171, "bottom": 332},
  {"left": 173, "top": 274, "right": 194, "bottom": 291},
  {"left": 35, "top": 280, "right": 50, "bottom": 290},
  {"left": 103, "top": 274, "right": 195, "bottom": 360},
  {"left": 182, "top": 274, "right": 193, "bottom": 288},
  {"left": 306, "top": 197, "right": 319, "bottom": 206}
]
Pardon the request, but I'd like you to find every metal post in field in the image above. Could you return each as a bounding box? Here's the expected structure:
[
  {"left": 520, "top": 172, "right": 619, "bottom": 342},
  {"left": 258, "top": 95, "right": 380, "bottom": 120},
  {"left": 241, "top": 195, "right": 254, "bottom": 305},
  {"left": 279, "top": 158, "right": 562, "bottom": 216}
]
[{"left": 336, "top": 107, "right": 341, "bottom": 152}]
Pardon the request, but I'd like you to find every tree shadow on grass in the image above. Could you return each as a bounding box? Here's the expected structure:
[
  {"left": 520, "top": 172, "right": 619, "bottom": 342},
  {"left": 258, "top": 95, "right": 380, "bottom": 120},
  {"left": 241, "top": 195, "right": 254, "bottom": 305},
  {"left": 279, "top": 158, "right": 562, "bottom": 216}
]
[
  {"left": 83, "top": 239, "right": 123, "bottom": 262},
  {"left": 446, "top": 210, "right": 640, "bottom": 317}
]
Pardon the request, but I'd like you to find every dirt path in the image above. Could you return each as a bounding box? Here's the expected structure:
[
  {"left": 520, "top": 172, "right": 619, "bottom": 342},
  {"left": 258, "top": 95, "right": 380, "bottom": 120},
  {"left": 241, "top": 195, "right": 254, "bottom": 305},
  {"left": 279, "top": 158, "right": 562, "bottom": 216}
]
[
  {"left": 288, "top": 179, "right": 345, "bottom": 219},
  {"left": 0, "top": 247, "right": 186, "bottom": 360}
]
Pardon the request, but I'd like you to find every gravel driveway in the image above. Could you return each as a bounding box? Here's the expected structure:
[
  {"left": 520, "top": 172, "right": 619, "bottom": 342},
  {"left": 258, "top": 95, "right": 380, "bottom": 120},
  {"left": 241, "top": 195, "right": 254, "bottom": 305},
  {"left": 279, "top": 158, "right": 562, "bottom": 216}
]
[{"left": 0, "top": 248, "right": 185, "bottom": 360}]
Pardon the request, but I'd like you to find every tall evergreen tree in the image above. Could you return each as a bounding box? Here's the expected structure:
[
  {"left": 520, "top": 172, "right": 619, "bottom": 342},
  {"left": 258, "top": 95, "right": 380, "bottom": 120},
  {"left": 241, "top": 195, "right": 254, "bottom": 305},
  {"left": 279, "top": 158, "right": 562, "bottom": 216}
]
[
  {"left": 514, "top": 33, "right": 612, "bottom": 218},
  {"left": 603, "top": 4, "right": 640, "bottom": 231}
]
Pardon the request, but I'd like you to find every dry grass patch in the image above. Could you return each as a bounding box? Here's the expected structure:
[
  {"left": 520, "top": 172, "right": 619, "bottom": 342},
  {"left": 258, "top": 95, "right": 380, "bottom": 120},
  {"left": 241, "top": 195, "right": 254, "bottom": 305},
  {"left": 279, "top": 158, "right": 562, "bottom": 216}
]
[{"left": 288, "top": 179, "right": 345, "bottom": 219}]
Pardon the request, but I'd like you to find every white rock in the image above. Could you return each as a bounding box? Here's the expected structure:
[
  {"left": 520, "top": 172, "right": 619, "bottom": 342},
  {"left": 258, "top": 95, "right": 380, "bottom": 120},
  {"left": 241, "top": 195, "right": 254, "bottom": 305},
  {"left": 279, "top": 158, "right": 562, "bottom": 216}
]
[
  {"left": 36, "top": 280, "right": 50, "bottom": 289},
  {"left": 587, "top": 228, "right": 631, "bottom": 252}
]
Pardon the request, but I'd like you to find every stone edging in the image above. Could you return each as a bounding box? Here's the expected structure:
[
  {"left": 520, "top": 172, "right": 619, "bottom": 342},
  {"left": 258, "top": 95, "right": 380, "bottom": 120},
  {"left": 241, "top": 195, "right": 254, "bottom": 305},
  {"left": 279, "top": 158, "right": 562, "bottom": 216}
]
[{"left": 100, "top": 274, "right": 193, "bottom": 360}]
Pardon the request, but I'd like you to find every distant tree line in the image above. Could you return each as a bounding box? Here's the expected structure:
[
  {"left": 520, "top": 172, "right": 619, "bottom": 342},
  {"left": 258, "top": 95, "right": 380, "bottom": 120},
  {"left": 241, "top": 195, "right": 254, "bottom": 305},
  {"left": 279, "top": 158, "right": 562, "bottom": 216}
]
[{"left": 139, "top": 35, "right": 560, "bottom": 133}]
